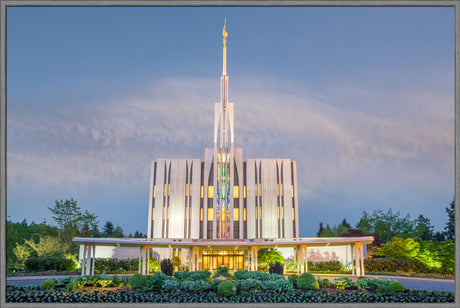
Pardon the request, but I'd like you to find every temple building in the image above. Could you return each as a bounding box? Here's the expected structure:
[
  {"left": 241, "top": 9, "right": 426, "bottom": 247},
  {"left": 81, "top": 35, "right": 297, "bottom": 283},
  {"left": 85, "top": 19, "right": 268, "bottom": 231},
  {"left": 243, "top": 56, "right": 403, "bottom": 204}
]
[{"left": 74, "top": 23, "right": 373, "bottom": 276}]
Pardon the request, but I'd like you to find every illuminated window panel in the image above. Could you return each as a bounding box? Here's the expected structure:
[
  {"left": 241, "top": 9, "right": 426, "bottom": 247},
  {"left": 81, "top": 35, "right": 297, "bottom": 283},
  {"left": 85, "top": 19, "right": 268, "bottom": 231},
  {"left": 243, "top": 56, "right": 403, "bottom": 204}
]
[
  {"left": 281, "top": 206, "right": 284, "bottom": 219},
  {"left": 244, "top": 208, "right": 247, "bottom": 221},
  {"left": 281, "top": 183, "right": 284, "bottom": 196},
  {"left": 291, "top": 185, "right": 294, "bottom": 197},
  {"left": 207, "top": 208, "right": 213, "bottom": 221},
  {"left": 208, "top": 186, "right": 214, "bottom": 198},
  {"left": 200, "top": 208, "right": 203, "bottom": 221},
  {"left": 292, "top": 208, "right": 295, "bottom": 220},
  {"left": 153, "top": 185, "right": 156, "bottom": 198},
  {"left": 277, "top": 184, "right": 279, "bottom": 196},
  {"left": 185, "top": 184, "right": 189, "bottom": 196},
  {"left": 164, "top": 184, "right": 167, "bottom": 196},
  {"left": 168, "top": 184, "right": 171, "bottom": 196},
  {"left": 233, "top": 186, "right": 239, "bottom": 198},
  {"left": 277, "top": 206, "right": 280, "bottom": 219},
  {"left": 255, "top": 184, "right": 258, "bottom": 196},
  {"left": 201, "top": 186, "right": 204, "bottom": 198},
  {"left": 243, "top": 186, "right": 247, "bottom": 198},
  {"left": 234, "top": 208, "right": 239, "bottom": 221},
  {"left": 189, "top": 184, "right": 192, "bottom": 196},
  {"left": 152, "top": 208, "right": 155, "bottom": 220}
]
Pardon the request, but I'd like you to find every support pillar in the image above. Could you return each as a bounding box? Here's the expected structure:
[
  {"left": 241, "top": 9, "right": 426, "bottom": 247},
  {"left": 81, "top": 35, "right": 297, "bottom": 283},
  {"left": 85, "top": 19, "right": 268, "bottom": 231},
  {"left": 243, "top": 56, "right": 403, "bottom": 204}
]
[
  {"left": 91, "top": 244, "right": 96, "bottom": 276},
  {"left": 85, "top": 244, "right": 91, "bottom": 276},
  {"left": 81, "top": 245, "right": 87, "bottom": 276},
  {"left": 351, "top": 244, "right": 355, "bottom": 276}
]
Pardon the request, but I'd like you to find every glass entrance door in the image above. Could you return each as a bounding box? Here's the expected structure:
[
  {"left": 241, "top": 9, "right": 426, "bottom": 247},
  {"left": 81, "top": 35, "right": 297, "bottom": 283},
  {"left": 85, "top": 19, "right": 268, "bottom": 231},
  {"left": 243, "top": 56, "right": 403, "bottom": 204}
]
[{"left": 202, "top": 250, "right": 244, "bottom": 270}]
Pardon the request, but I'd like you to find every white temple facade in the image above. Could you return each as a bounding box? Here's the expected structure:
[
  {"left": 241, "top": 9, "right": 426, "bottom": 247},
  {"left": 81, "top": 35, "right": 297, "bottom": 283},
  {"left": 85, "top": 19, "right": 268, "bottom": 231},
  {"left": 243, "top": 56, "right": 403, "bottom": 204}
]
[{"left": 74, "top": 23, "right": 373, "bottom": 275}]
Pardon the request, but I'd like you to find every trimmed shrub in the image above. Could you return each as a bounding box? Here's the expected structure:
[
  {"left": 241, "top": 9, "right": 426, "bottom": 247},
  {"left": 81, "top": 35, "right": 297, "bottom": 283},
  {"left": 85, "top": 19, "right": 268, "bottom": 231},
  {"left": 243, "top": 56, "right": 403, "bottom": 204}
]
[
  {"left": 161, "top": 279, "right": 180, "bottom": 292},
  {"left": 364, "top": 257, "right": 428, "bottom": 273},
  {"left": 175, "top": 270, "right": 211, "bottom": 282},
  {"left": 287, "top": 274, "right": 298, "bottom": 288},
  {"left": 388, "top": 280, "right": 405, "bottom": 293},
  {"left": 40, "top": 279, "right": 56, "bottom": 290},
  {"left": 217, "top": 280, "right": 236, "bottom": 297},
  {"left": 213, "top": 266, "right": 231, "bottom": 278},
  {"left": 180, "top": 280, "right": 210, "bottom": 292},
  {"left": 127, "top": 274, "right": 147, "bottom": 289},
  {"left": 209, "top": 278, "right": 224, "bottom": 290},
  {"left": 297, "top": 272, "right": 317, "bottom": 290},
  {"left": 269, "top": 262, "right": 284, "bottom": 275},
  {"left": 25, "top": 257, "right": 75, "bottom": 273},
  {"left": 235, "top": 278, "right": 261, "bottom": 292},
  {"left": 259, "top": 279, "right": 293, "bottom": 292},
  {"left": 160, "top": 259, "right": 174, "bottom": 276},
  {"left": 65, "top": 282, "right": 76, "bottom": 292},
  {"left": 308, "top": 260, "right": 346, "bottom": 273},
  {"left": 318, "top": 278, "right": 331, "bottom": 288}
]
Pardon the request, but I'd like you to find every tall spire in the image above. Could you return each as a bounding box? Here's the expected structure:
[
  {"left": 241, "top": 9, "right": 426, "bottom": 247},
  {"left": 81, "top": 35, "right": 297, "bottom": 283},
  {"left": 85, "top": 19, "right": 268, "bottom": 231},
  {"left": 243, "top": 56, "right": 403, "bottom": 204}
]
[{"left": 222, "top": 18, "right": 228, "bottom": 76}]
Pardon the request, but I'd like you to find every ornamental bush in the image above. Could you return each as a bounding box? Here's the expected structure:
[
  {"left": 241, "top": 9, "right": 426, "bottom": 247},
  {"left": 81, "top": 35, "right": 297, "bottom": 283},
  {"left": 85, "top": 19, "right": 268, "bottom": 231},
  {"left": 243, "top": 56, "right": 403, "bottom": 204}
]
[
  {"left": 308, "top": 260, "right": 346, "bottom": 273},
  {"left": 287, "top": 275, "right": 298, "bottom": 288},
  {"left": 181, "top": 280, "right": 210, "bottom": 292},
  {"left": 161, "top": 279, "right": 180, "bottom": 292},
  {"left": 259, "top": 279, "right": 293, "bottom": 292},
  {"left": 388, "top": 281, "right": 405, "bottom": 293},
  {"left": 143, "top": 272, "right": 175, "bottom": 291},
  {"left": 269, "top": 262, "right": 284, "bottom": 275},
  {"left": 213, "top": 266, "right": 231, "bottom": 278},
  {"left": 160, "top": 259, "right": 174, "bottom": 276},
  {"left": 235, "top": 278, "right": 261, "bottom": 291},
  {"left": 65, "top": 282, "right": 76, "bottom": 292},
  {"left": 25, "top": 257, "right": 75, "bottom": 273},
  {"left": 175, "top": 270, "right": 211, "bottom": 282},
  {"left": 318, "top": 278, "right": 331, "bottom": 288},
  {"left": 127, "top": 274, "right": 147, "bottom": 289},
  {"left": 217, "top": 280, "right": 236, "bottom": 297},
  {"left": 40, "top": 279, "right": 56, "bottom": 290},
  {"left": 364, "top": 257, "right": 428, "bottom": 273},
  {"left": 297, "top": 272, "right": 318, "bottom": 290},
  {"left": 209, "top": 278, "right": 224, "bottom": 290}
]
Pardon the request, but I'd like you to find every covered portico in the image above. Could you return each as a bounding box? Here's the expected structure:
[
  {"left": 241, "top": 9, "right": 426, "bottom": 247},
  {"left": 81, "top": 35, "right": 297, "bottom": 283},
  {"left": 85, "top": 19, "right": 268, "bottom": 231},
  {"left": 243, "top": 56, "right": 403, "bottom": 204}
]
[{"left": 73, "top": 236, "right": 374, "bottom": 277}]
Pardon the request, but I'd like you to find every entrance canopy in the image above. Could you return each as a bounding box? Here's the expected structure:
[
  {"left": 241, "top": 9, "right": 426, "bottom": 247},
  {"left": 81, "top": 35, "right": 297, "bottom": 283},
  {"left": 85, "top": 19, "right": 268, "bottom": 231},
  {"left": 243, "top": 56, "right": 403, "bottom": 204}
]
[{"left": 73, "top": 236, "right": 374, "bottom": 277}]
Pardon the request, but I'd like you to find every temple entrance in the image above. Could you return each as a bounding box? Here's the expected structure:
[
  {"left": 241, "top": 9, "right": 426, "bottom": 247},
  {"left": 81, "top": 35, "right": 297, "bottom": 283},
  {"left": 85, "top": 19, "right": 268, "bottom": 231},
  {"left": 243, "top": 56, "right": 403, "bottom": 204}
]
[{"left": 202, "top": 250, "right": 244, "bottom": 270}]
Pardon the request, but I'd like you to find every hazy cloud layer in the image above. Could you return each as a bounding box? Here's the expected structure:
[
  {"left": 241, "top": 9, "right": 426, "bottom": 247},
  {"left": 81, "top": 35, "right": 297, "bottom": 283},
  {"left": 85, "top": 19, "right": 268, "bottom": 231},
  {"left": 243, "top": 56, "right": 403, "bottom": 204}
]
[{"left": 7, "top": 76, "right": 454, "bottom": 234}]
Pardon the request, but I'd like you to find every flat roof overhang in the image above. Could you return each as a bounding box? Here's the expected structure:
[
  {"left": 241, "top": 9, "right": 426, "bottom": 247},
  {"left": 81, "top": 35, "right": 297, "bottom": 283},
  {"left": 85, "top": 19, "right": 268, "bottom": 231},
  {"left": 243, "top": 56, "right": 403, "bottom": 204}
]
[{"left": 73, "top": 236, "right": 374, "bottom": 250}]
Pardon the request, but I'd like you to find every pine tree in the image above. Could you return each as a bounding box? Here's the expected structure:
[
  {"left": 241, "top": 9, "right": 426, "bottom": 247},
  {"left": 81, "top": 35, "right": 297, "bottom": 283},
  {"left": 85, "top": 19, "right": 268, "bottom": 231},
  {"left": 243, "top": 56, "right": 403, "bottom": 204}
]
[{"left": 444, "top": 200, "right": 455, "bottom": 240}]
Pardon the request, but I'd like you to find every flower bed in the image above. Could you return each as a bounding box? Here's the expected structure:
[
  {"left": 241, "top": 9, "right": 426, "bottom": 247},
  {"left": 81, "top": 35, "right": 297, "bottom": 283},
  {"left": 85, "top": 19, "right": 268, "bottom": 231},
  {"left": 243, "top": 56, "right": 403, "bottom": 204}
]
[{"left": 6, "top": 285, "right": 454, "bottom": 303}]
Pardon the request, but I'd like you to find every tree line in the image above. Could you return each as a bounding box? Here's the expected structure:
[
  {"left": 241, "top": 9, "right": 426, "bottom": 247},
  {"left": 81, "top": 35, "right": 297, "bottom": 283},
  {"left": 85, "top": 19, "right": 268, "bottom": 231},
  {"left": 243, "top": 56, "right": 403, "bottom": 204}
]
[{"left": 7, "top": 198, "right": 146, "bottom": 272}]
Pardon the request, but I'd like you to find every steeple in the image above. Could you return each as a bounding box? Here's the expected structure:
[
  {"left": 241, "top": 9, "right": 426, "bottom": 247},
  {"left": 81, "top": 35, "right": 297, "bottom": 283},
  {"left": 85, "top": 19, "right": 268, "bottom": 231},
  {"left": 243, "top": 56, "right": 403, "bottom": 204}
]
[
  {"left": 212, "top": 20, "right": 235, "bottom": 239},
  {"left": 221, "top": 19, "right": 229, "bottom": 109},
  {"left": 222, "top": 18, "right": 228, "bottom": 76}
]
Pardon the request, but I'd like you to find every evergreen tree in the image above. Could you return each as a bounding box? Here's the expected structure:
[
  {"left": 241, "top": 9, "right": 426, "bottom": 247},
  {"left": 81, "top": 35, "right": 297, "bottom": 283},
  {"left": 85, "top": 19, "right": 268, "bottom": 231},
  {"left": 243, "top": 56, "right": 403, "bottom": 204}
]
[
  {"left": 102, "top": 221, "right": 114, "bottom": 237},
  {"left": 414, "top": 214, "right": 434, "bottom": 241},
  {"left": 113, "top": 225, "right": 124, "bottom": 238},
  {"left": 316, "top": 222, "right": 324, "bottom": 237},
  {"left": 341, "top": 218, "right": 351, "bottom": 229},
  {"left": 444, "top": 200, "right": 455, "bottom": 240}
]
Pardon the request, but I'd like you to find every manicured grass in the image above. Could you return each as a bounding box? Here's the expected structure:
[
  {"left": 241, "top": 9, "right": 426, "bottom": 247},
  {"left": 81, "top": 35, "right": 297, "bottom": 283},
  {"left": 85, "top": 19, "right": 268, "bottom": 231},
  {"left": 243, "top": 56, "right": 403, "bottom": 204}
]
[{"left": 6, "top": 285, "right": 454, "bottom": 303}]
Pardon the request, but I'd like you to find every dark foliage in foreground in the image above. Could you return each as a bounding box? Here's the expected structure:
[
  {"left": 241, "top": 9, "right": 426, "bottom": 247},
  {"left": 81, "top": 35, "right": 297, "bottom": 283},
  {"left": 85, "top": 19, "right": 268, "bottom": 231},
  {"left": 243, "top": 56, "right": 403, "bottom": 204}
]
[{"left": 6, "top": 285, "right": 454, "bottom": 303}]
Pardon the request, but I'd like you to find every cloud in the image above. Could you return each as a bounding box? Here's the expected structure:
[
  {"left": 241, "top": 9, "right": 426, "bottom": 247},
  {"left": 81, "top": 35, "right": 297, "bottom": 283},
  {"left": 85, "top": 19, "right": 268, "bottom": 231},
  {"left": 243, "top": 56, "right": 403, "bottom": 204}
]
[{"left": 7, "top": 75, "right": 454, "bottom": 234}]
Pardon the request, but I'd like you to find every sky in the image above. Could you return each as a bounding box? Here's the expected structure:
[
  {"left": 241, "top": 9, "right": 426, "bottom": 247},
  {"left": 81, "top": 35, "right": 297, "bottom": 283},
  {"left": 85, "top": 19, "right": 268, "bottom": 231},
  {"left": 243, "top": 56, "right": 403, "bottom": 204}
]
[{"left": 6, "top": 6, "right": 455, "bottom": 237}]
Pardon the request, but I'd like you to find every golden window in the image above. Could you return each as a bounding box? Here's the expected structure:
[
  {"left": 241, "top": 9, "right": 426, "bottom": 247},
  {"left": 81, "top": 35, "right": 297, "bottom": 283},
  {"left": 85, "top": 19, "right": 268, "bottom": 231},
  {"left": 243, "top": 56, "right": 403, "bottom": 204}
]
[
  {"left": 233, "top": 186, "right": 239, "bottom": 198},
  {"left": 207, "top": 208, "right": 213, "bottom": 221},
  {"left": 208, "top": 186, "right": 214, "bottom": 198},
  {"left": 234, "top": 208, "right": 239, "bottom": 221}
]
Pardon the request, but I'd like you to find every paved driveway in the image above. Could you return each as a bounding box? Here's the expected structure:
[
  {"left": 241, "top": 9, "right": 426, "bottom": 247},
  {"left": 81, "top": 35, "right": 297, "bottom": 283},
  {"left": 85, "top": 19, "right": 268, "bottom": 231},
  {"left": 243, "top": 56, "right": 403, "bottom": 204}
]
[{"left": 366, "top": 275, "right": 455, "bottom": 292}]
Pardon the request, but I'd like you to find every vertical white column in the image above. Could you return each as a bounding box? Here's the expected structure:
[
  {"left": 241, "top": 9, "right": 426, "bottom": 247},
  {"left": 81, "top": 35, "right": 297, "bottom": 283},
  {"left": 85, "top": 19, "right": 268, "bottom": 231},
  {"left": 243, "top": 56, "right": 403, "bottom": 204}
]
[
  {"left": 147, "top": 248, "right": 150, "bottom": 274},
  {"left": 254, "top": 247, "right": 259, "bottom": 272},
  {"left": 304, "top": 246, "right": 308, "bottom": 272},
  {"left": 139, "top": 247, "right": 142, "bottom": 274},
  {"left": 91, "top": 244, "right": 96, "bottom": 276},
  {"left": 85, "top": 245, "right": 91, "bottom": 276},
  {"left": 81, "top": 245, "right": 86, "bottom": 276},
  {"left": 355, "top": 244, "right": 361, "bottom": 276},
  {"left": 351, "top": 244, "right": 355, "bottom": 276},
  {"left": 359, "top": 243, "right": 365, "bottom": 276}
]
